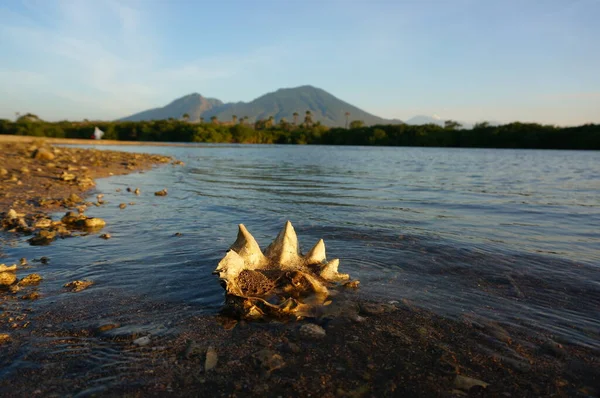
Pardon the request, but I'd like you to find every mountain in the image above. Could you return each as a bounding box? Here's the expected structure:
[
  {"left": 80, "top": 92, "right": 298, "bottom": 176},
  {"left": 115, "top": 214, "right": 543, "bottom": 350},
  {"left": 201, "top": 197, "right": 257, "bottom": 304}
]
[
  {"left": 405, "top": 115, "right": 444, "bottom": 126},
  {"left": 120, "top": 93, "right": 224, "bottom": 122},
  {"left": 120, "top": 85, "right": 400, "bottom": 127}
]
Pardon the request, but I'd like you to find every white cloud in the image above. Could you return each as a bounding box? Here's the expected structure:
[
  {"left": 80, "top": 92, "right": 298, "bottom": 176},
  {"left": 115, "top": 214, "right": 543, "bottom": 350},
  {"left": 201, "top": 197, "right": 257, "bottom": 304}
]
[{"left": 0, "top": 0, "right": 277, "bottom": 120}]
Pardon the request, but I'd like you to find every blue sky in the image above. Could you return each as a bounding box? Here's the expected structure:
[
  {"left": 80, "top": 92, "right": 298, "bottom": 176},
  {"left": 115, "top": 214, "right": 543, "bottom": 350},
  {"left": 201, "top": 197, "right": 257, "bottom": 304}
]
[{"left": 0, "top": 0, "right": 598, "bottom": 125}]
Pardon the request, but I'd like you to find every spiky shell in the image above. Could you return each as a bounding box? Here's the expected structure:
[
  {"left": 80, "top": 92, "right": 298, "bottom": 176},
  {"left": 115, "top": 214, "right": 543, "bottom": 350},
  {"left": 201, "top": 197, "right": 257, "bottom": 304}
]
[{"left": 214, "top": 221, "right": 355, "bottom": 318}]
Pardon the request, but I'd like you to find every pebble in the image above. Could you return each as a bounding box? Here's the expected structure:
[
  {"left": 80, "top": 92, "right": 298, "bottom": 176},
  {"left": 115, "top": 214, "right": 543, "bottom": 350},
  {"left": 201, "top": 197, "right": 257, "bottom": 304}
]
[
  {"left": 64, "top": 280, "right": 94, "bottom": 292},
  {"left": 253, "top": 349, "right": 285, "bottom": 373},
  {"left": 100, "top": 233, "right": 112, "bottom": 239},
  {"left": 154, "top": 188, "right": 168, "bottom": 196},
  {"left": 205, "top": 345, "right": 218, "bottom": 371},
  {"left": 119, "top": 203, "right": 127, "bottom": 209},
  {"left": 299, "top": 323, "right": 326, "bottom": 340},
  {"left": 0, "top": 272, "right": 17, "bottom": 286},
  {"left": 133, "top": 335, "right": 151, "bottom": 347},
  {"left": 454, "top": 375, "right": 489, "bottom": 391},
  {"left": 134, "top": 188, "right": 140, "bottom": 195},
  {"left": 32, "top": 147, "right": 55, "bottom": 161},
  {"left": 18, "top": 273, "right": 43, "bottom": 286},
  {"left": 0, "top": 264, "right": 17, "bottom": 272},
  {"left": 0, "top": 334, "right": 10, "bottom": 345}
]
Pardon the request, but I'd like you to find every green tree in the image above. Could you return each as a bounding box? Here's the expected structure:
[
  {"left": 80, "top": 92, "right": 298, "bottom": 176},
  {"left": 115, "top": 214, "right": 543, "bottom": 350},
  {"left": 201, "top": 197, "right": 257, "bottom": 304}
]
[
  {"left": 304, "top": 110, "right": 313, "bottom": 127},
  {"left": 210, "top": 116, "right": 218, "bottom": 124},
  {"left": 293, "top": 112, "right": 299, "bottom": 126},
  {"left": 200, "top": 117, "right": 205, "bottom": 124},
  {"left": 266, "top": 116, "right": 275, "bottom": 128},
  {"left": 232, "top": 115, "right": 238, "bottom": 124},
  {"left": 473, "top": 121, "right": 490, "bottom": 129},
  {"left": 182, "top": 113, "right": 190, "bottom": 122},
  {"left": 349, "top": 120, "right": 365, "bottom": 129},
  {"left": 444, "top": 120, "right": 462, "bottom": 130}
]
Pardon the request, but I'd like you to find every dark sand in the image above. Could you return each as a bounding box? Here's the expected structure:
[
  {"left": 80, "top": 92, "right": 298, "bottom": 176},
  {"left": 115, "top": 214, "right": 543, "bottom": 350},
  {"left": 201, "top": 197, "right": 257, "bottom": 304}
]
[{"left": 1, "top": 137, "right": 598, "bottom": 397}]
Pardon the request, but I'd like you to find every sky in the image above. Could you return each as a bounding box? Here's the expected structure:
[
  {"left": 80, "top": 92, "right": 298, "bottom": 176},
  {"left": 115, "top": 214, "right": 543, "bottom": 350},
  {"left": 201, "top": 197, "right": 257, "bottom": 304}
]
[{"left": 0, "top": 0, "right": 599, "bottom": 126}]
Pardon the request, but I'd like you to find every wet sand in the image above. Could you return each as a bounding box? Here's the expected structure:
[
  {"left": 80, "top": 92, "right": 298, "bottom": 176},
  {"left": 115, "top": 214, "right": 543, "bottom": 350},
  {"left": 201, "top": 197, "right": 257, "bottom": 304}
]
[{"left": 1, "top": 137, "right": 599, "bottom": 397}]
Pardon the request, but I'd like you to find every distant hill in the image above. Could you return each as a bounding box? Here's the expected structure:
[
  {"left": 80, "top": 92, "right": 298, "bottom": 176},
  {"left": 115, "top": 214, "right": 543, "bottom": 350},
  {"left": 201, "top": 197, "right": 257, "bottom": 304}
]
[
  {"left": 120, "top": 85, "right": 401, "bottom": 127},
  {"left": 120, "top": 94, "right": 223, "bottom": 122}
]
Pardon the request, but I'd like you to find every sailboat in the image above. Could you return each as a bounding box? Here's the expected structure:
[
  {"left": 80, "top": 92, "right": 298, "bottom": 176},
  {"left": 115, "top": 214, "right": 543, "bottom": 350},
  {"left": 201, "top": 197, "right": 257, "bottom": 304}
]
[{"left": 93, "top": 126, "right": 104, "bottom": 140}]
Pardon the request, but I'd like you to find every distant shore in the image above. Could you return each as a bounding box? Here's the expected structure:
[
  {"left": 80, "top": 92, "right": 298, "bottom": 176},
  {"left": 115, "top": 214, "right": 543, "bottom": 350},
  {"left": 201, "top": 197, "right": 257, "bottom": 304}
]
[{"left": 0, "top": 134, "right": 196, "bottom": 147}]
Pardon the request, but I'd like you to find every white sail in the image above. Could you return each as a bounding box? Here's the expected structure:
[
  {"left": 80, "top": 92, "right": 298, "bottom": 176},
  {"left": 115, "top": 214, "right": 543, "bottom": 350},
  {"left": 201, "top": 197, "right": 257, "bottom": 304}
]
[{"left": 93, "top": 126, "right": 104, "bottom": 140}]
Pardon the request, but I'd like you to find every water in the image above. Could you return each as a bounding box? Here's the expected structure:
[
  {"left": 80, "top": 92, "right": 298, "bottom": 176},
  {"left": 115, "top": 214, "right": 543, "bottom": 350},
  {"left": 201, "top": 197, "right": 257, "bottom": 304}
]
[{"left": 2, "top": 145, "right": 600, "bottom": 349}]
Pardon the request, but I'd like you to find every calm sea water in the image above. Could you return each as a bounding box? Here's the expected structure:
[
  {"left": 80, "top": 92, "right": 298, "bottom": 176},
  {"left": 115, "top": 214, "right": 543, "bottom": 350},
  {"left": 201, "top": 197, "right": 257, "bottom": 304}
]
[{"left": 3, "top": 145, "right": 600, "bottom": 348}]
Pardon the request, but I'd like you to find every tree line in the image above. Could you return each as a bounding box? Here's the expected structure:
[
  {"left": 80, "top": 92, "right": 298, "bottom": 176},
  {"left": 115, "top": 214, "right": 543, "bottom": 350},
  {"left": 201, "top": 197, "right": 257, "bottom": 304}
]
[{"left": 1, "top": 113, "right": 599, "bottom": 150}]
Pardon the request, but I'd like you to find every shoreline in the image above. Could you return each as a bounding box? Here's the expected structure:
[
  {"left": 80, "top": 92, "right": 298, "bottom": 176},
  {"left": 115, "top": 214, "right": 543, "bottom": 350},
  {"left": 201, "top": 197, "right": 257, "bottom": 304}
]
[
  {"left": 1, "top": 139, "right": 599, "bottom": 396},
  {"left": 0, "top": 134, "right": 198, "bottom": 148}
]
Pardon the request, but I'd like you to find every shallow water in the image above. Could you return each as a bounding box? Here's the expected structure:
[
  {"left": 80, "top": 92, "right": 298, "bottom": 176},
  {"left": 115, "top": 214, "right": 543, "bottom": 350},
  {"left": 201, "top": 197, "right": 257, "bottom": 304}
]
[{"left": 2, "top": 145, "right": 600, "bottom": 348}]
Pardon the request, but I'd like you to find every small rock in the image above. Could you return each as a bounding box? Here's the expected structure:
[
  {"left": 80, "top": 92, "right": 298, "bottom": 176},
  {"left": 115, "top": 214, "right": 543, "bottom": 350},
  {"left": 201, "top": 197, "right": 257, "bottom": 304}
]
[
  {"left": 205, "top": 345, "right": 218, "bottom": 371},
  {"left": 34, "top": 219, "right": 53, "bottom": 229},
  {"left": 134, "top": 188, "right": 140, "bottom": 195},
  {"left": 0, "top": 272, "right": 17, "bottom": 286},
  {"left": 359, "top": 302, "right": 388, "bottom": 316},
  {"left": 0, "top": 264, "right": 17, "bottom": 272},
  {"left": 100, "top": 233, "right": 111, "bottom": 240},
  {"left": 119, "top": 203, "right": 127, "bottom": 209},
  {"left": 5, "top": 209, "right": 18, "bottom": 220},
  {"left": 133, "top": 335, "right": 151, "bottom": 346},
  {"left": 20, "top": 258, "right": 28, "bottom": 266},
  {"left": 253, "top": 349, "right": 285, "bottom": 373},
  {"left": 94, "top": 323, "right": 120, "bottom": 334},
  {"left": 40, "top": 257, "right": 49, "bottom": 264},
  {"left": 0, "top": 168, "right": 8, "bottom": 177},
  {"left": 154, "top": 188, "right": 168, "bottom": 196},
  {"left": 174, "top": 232, "right": 182, "bottom": 237},
  {"left": 299, "top": 323, "right": 326, "bottom": 340},
  {"left": 126, "top": 187, "right": 132, "bottom": 192},
  {"left": 67, "top": 193, "right": 82, "bottom": 204},
  {"left": 539, "top": 340, "right": 566, "bottom": 358},
  {"left": 60, "top": 171, "right": 76, "bottom": 181},
  {"left": 21, "top": 291, "right": 40, "bottom": 300},
  {"left": 28, "top": 230, "right": 56, "bottom": 245},
  {"left": 344, "top": 280, "right": 360, "bottom": 289},
  {"left": 115, "top": 188, "right": 121, "bottom": 192},
  {"left": 32, "top": 147, "right": 55, "bottom": 161},
  {"left": 64, "top": 280, "right": 94, "bottom": 292},
  {"left": 0, "top": 334, "right": 10, "bottom": 345},
  {"left": 18, "top": 273, "right": 43, "bottom": 286},
  {"left": 454, "top": 375, "right": 489, "bottom": 391}
]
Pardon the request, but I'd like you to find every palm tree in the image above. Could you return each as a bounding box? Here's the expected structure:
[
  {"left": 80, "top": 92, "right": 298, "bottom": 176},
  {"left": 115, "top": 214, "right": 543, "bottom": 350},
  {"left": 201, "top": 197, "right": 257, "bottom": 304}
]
[
  {"left": 232, "top": 115, "right": 238, "bottom": 124},
  {"left": 304, "top": 110, "right": 313, "bottom": 127},
  {"left": 182, "top": 113, "right": 190, "bottom": 122},
  {"left": 293, "top": 112, "right": 299, "bottom": 126},
  {"left": 266, "top": 116, "right": 274, "bottom": 128},
  {"left": 210, "top": 116, "right": 218, "bottom": 124},
  {"left": 200, "top": 117, "right": 205, "bottom": 124},
  {"left": 345, "top": 112, "right": 350, "bottom": 129}
]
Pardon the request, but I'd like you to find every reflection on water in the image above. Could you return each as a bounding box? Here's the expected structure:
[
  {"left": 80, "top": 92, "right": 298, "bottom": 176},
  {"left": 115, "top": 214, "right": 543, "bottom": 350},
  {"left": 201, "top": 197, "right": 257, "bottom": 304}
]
[{"left": 2, "top": 145, "right": 600, "bottom": 348}]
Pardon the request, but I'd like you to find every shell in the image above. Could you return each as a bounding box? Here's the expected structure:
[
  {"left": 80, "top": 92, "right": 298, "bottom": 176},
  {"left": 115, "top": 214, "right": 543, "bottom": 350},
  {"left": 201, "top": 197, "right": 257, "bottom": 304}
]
[{"left": 214, "top": 221, "right": 356, "bottom": 319}]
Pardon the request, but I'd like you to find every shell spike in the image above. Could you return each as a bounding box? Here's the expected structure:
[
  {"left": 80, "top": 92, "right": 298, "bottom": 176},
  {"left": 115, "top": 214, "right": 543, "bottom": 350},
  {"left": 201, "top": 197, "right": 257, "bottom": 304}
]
[
  {"left": 229, "top": 224, "right": 267, "bottom": 268},
  {"left": 264, "top": 221, "right": 302, "bottom": 268},
  {"left": 305, "top": 239, "right": 326, "bottom": 265},
  {"left": 319, "top": 258, "right": 349, "bottom": 282}
]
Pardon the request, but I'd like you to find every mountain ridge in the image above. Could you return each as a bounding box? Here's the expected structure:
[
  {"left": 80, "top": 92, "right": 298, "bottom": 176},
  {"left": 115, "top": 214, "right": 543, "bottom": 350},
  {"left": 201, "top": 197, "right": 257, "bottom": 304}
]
[{"left": 120, "top": 85, "right": 401, "bottom": 127}]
